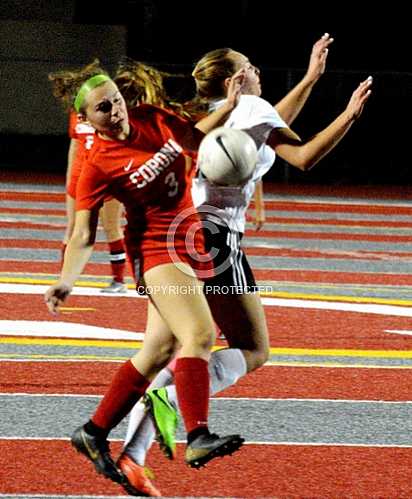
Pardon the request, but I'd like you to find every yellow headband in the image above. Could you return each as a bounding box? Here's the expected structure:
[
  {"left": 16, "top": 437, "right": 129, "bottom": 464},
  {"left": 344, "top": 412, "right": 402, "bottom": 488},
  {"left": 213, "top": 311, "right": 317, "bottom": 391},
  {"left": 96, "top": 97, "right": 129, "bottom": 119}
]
[{"left": 74, "top": 74, "right": 111, "bottom": 112}]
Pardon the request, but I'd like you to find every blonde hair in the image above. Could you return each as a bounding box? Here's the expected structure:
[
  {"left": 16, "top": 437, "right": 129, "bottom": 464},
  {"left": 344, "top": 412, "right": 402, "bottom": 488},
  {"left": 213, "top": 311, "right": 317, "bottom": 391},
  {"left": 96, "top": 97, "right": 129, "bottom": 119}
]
[
  {"left": 48, "top": 59, "right": 109, "bottom": 112},
  {"left": 114, "top": 58, "right": 196, "bottom": 120},
  {"left": 192, "top": 48, "right": 237, "bottom": 100}
]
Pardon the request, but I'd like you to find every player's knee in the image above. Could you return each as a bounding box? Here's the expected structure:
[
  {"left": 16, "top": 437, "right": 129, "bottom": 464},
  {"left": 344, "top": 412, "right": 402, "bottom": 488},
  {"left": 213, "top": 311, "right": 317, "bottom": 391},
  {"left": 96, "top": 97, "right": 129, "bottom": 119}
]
[
  {"left": 157, "top": 342, "right": 176, "bottom": 367},
  {"left": 244, "top": 345, "right": 269, "bottom": 372},
  {"left": 141, "top": 338, "right": 176, "bottom": 371},
  {"left": 104, "top": 226, "right": 122, "bottom": 241},
  {"left": 65, "top": 220, "right": 75, "bottom": 240},
  {"left": 194, "top": 327, "right": 215, "bottom": 352},
  {"left": 182, "top": 325, "right": 215, "bottom": 355}
]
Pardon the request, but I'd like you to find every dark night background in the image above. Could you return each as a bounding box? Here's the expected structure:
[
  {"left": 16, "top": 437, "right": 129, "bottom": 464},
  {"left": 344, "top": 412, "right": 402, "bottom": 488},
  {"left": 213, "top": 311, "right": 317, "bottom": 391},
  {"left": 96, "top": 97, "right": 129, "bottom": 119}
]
[{"left": 0, "top": 0, "right": 410, "bottom": 185}]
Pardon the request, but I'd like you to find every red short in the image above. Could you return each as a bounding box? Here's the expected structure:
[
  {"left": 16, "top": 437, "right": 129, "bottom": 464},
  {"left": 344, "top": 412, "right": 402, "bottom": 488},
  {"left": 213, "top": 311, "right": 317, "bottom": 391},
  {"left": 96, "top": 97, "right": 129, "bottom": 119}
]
[{"left": 124, "top": 205, "right": 213, "bottom": 284}]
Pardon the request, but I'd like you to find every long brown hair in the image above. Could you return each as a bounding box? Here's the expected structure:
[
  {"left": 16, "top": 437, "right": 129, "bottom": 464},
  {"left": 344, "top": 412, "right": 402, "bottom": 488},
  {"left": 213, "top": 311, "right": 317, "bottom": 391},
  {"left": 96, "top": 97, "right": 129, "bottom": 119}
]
[
  {"left": 48, "top": 59, "right": 109, "bottom": 112},
  {"left": 114, "top": 58, "right": 198, "bottom": 120}
]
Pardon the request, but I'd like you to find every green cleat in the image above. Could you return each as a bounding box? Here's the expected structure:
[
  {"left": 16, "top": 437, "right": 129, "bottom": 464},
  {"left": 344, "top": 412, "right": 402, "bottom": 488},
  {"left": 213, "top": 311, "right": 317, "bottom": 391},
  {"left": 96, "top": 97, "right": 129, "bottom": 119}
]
[{"left": 144, "top": 387, "right": 178, "bottom": 460}]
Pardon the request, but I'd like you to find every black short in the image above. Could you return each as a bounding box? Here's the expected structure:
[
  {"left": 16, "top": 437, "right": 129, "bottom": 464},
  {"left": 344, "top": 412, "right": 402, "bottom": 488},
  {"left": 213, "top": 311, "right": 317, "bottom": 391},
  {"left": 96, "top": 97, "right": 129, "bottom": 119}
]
[{"left": 203, "top": 224, "right": 258, "bottom": 294}]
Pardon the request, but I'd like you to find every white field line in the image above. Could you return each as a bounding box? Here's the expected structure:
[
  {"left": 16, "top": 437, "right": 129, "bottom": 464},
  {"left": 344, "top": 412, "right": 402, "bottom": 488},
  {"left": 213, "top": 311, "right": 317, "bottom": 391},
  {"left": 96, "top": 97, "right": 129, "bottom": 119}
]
[
  {"left": 2, "top": 282, "right": 412, "bottom": 318},
  {"left": 385, "top": 329, "right": 412, "bottom": 336},
  {"left": 0, "top": 320, "right": 144, "bottom": 341},
  {"left": 1, "top": 393, "right": 411, "bottom": 404},
  {"left": 0, "top": 314, "right": 143, "bottom": 360},
  {"left": 1, "top": 436, "right": 412, "bottom": 449}
]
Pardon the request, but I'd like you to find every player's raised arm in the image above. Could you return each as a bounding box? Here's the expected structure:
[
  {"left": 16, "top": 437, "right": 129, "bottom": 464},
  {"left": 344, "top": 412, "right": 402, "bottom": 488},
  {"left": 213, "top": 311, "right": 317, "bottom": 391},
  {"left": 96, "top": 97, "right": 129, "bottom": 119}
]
[{"left": 275, "top": 33, "right": 334, "bottom": 125}]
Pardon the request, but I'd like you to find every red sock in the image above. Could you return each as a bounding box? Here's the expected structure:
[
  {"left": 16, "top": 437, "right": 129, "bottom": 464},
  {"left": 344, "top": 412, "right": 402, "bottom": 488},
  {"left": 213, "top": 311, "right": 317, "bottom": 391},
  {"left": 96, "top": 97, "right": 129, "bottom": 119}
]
[
  {"left": 92, "top": 360, "right": 149, "bottom": 430},
  {"left": 174, "top": 357, "right": 210, "bottom": 434},
  {"left": 60, "top": 244, "right": 67, "bottom": 270},
  {"left": 108, "top": 238, "right": 126, "bottom": 283}
]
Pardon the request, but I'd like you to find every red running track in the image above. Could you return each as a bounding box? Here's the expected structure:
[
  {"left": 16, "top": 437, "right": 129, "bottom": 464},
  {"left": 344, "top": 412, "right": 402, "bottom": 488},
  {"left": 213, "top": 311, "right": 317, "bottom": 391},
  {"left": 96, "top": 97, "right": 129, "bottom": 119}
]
[
  {"left": 1, "top": 440, "right": 411, "bottom": 497},
  {"left": 2, "top": 361, "right": 412, "bottom": 401}
]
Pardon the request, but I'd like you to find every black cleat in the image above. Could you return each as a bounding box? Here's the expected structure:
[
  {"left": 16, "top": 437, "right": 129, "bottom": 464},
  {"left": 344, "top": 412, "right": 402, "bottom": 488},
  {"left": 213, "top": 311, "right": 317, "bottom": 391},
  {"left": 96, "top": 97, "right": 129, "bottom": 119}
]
[
  {"left": 185, "top": 433, "right": 244, "bottom": 469},
  {"left": 71, "top": 425, "right": 124, "bottom": 483}
]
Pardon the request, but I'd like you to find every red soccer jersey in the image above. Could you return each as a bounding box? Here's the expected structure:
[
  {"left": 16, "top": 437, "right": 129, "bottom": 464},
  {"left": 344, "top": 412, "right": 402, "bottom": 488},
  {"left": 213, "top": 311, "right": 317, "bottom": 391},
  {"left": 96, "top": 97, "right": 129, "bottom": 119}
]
[
  {"left": 76, "top": 104, "right": 209, "bottom": 278},
  {"left": 67, "top": 112, "right": 95, "bottom": 198}
]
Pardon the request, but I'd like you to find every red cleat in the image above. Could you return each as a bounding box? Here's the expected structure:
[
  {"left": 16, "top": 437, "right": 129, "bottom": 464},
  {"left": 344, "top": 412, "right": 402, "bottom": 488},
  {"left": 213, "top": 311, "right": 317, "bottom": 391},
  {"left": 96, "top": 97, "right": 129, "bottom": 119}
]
[{"left": 118, "top": 453, "right": 161, "bottom": 497}]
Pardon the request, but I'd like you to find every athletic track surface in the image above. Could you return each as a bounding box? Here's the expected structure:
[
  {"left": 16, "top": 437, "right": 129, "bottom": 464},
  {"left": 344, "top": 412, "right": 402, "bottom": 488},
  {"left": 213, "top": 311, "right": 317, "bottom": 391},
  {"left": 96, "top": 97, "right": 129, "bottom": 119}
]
[{"left": 1, "top": 173, "right": 412, "bottom": 498}]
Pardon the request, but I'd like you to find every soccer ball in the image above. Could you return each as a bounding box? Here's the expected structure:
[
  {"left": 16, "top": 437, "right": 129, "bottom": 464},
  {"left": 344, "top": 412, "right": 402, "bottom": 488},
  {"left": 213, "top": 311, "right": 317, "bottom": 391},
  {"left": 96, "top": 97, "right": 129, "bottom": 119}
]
[{"left": 197, "top": 127, "right": 258, "bottom": 186}]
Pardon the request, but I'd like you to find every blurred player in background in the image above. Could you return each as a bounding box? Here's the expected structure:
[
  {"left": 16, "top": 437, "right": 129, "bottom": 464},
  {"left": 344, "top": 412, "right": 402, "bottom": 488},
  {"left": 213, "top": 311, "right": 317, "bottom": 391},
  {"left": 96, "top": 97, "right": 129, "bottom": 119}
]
[{"left": 54, "top": 60, "right": 127, "bottom": 293}]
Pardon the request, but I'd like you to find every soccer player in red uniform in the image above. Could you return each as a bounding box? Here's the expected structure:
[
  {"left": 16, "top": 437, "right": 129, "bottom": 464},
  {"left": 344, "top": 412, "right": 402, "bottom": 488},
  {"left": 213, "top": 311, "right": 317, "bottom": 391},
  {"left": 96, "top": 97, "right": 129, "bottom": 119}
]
[
  {"left": 45, "top": 63, "right": 245, "bottom": 488},
  {"left": 56, "top": 61, "right": 128, "bottom": 293}
]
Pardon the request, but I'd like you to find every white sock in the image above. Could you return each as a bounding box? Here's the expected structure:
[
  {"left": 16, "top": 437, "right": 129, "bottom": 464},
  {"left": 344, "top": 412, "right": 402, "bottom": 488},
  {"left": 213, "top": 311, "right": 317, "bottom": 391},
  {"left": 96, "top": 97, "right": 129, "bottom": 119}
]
[
  {"left": 166, "top": 348, "right": 248, "bottom": 409},
  {"left": 123, "top": 366, "right": 174, "bottom": 465},
  {"left": 124, "top": 350, "right": 246, "bottom": 465},
  {"left": 123, "top": 404, "right": 156, "bottom": 466},
  {"left": 124, "top": 400, "right": 146, "bottom": 449},
  {"left": 209, "top": 348, "right": 247, "bottom": 394}
]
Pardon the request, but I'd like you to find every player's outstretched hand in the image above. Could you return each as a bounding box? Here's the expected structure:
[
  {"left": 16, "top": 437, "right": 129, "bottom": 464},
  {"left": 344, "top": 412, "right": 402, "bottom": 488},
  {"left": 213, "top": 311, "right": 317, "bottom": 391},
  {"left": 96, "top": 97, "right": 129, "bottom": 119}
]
[
  {"left": 306, "top": 32, "right": 334, "bottom": 82},
  {"left": 345, "top": 76, "right": 373, "bottom": 121}
]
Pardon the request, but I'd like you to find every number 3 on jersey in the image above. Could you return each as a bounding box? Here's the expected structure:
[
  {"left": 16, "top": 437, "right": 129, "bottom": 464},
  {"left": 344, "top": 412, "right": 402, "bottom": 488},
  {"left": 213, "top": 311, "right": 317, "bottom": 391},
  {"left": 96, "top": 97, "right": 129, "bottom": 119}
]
[{"left": 165, "top": 171, "right": 178, "bottom": 197}]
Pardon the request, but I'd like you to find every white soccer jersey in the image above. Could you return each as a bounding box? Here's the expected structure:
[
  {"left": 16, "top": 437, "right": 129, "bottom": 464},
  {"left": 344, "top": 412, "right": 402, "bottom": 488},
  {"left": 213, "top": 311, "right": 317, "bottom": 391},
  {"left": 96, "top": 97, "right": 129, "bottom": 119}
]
[{"left": 191, "top": 94, "right": 287, "bottom": 233}]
